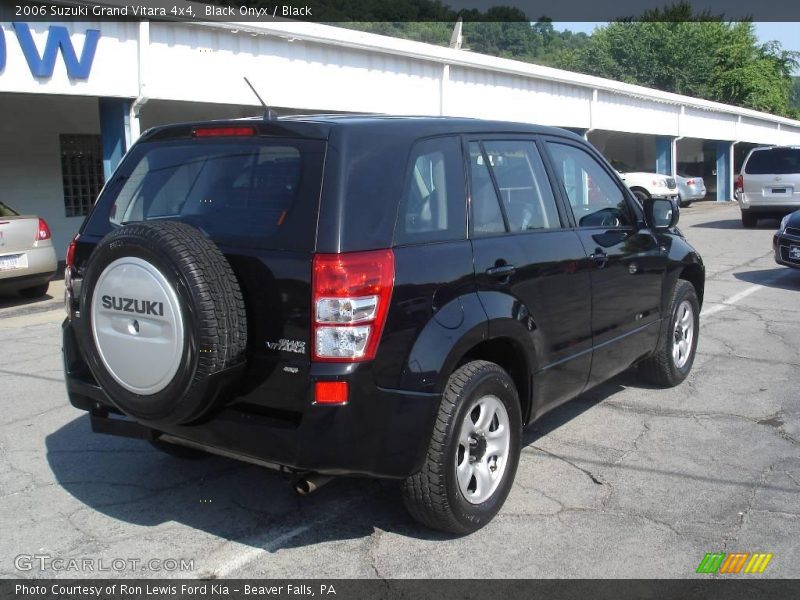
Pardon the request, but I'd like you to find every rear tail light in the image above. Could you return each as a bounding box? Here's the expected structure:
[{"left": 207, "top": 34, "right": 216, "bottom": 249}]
[
  {"left": 65, "top": 234, "right": 79, "bottom": 269},
  {"left": 311, "top": 249, "right": 394, "bottom": 362},
  {"left": 735, "top": 174, "right": 743, "bottom": 192},
  {"left": 35, "top": 218, "right": 51, "bottom": 241}
]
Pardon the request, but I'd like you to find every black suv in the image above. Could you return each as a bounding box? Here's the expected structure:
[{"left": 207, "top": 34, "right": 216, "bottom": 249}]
[{"left": 63, "top": 116, "right": 704, "bottom": 534}]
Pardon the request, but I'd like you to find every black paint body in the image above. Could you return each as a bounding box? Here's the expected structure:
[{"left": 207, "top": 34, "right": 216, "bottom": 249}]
[{"left": 63, "top": 116, "right": 705, "bottom": 478}]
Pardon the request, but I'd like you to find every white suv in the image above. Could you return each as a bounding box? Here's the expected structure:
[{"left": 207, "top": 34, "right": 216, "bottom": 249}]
[
  {"left": 611, "top": 160, "right": 679, "bottom": 203},
  {"left": 736, "top": 146, "right": 800, "bottom": 228}
]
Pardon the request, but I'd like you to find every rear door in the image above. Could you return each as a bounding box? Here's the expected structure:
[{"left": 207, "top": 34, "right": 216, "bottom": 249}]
[
  {"left": 81, "top": 136, "right": 326, "bottom": 414},
  {"left": 542, "top": 137, "right": 666, "bottom": 387},
  {"left": 467, "top": 137, "right": 593, "bottom": 415}
]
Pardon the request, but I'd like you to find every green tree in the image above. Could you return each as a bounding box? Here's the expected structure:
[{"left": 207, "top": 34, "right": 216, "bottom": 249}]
[{"left": 564, "top": 2, "right": 799, "bottom": 117}]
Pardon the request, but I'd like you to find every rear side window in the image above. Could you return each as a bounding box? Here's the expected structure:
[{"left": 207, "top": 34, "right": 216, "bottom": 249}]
[
  {"left": 482, "top": 141, "right": 561, "bottom": 231},
  {"left": 395, "top": 136, "right": 466, "bottom": 245},
  {"left": 90, "top": 138, "right": 325, "bottom": 251},
  {"left": 744, "top": 148, "right": 800, "bottom": 175},
  {"left": 468, "top": 140, "right": 562, "bottom": 236}
]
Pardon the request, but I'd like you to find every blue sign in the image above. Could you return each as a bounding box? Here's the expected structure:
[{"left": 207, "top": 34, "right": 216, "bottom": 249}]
[{"left": 0, "top": 23, "right": 100, "bottom": 79}]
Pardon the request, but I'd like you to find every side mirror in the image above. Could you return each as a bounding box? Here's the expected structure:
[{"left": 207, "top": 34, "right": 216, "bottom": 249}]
[{"left": 643, "top": 197, "right": 679, "bottom": 230}]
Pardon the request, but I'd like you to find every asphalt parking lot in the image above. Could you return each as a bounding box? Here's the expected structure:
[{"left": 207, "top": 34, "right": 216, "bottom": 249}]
[{"left": 0, "top": 201, "right": 797, "bottom": 579}]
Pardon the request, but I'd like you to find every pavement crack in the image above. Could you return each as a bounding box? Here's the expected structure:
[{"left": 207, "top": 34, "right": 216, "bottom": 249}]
[{"left": 528, "top": 445, "right": 604, "bottom": 485}]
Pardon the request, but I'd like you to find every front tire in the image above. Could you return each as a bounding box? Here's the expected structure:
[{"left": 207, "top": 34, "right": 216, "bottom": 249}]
[
  {"left": 639, "top": 280, "right": 700, "bottom": 387},
  {"left": 402, "top": 360, "right": 522, "bottom": 534}
]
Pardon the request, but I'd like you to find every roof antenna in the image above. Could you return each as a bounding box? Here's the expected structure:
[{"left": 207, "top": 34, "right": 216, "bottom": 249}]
[{"left": 244, "top": 77, "right": 276, "bottom": 120}]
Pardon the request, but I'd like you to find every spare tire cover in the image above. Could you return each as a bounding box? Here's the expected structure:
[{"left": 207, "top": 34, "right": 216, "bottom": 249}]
[{"left": 78, "top": 221, "right": 247, "bottom": 425}]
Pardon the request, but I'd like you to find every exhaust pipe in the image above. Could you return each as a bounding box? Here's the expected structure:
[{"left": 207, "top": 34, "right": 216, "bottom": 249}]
[{"left": 294, "top": 473, "right": 334, "bottom": 496}]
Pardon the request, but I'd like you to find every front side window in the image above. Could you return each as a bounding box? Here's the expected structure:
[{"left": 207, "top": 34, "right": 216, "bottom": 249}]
[
  {"left": 546, "top": 142, "right": 632, "bottom": 229},
  {"left": 395, "top": 136, "right": 466, "bottom": 245}
]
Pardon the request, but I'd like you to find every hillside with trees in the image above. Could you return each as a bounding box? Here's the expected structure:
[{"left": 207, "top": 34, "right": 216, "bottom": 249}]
[{"left": 226, "top": 0, "right": 800, "bottom": 118}]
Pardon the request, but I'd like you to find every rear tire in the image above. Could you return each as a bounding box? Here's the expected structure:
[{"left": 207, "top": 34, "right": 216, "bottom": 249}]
[
  {"left": 402, "top": 360, "right": 521, "bottom": 534},
  {"left": 741, "top": 211, "right": 758, "bottom": 228},
  {"left": 639, "top": 280, "right": 699, "bottom": 387},
  {"left": 18, "top": 283, "right": 49, "bottom": 298}
]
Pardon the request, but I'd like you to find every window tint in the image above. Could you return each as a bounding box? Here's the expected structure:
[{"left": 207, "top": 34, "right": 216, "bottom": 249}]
[
  {"left": 546, "top": 142, "right": 632, "bottom": 229},
  {"left": 396, "top": 136, "right": 466, "bottom": 245},
  {"left": 482, "top": 141, "right": 561, "bottom": 231},
  {"left": 468, "top": 142, "right": 505, "bottom": 236},
  {"left": 94, "top": 138, "right": 325, "bottom": 251},
  {"left": 744, "top": 148, "right": 800, "bottom": 175}
]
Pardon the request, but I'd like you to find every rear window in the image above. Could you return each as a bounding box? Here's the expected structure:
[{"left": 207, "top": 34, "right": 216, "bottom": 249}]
[
  {"left": 744, "top": 148, "right": 800, "bottom": 175},
  {"left": 0, "top": 202, "right": 19, "bottom": 217},
  {"left": 87, "top": 137, "right": 325, "bottom": 251}
]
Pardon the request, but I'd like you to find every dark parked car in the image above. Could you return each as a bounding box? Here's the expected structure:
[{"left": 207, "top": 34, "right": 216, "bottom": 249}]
[
  {"left": 63, "top": 116, "right": 705, "bottom": 533},
  {"left": 774, "top": 210, "right": 800, "bottom": 269}
]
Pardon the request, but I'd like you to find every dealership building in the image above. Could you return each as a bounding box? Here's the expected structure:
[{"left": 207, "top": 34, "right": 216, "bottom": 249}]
[{"left": 2, "top": 16, "right": 800, "bottom": 259}]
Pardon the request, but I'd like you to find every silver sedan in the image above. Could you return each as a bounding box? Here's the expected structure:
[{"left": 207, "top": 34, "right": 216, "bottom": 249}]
[
  {"left": 676, "top": 175, "right": 707, "bottom": 207},
  {"left": 0, "top": 201, "right": 58, "bottom": 298}
]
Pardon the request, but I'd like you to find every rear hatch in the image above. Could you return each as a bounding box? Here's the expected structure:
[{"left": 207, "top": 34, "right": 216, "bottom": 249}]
[
  {"left": 0, "top": 212, "right": 37, "bottom": 276},
  {"left": 75, "top": 126, "right": 327, "bottom": 416},
  {"left": 742, "top": 148, "right": 800, "bottom": 205}
]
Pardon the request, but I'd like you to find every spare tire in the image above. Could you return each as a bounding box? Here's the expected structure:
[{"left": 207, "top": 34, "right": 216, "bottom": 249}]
[{"left": 77, "top": 221, "right": 247, "bottom": 425}]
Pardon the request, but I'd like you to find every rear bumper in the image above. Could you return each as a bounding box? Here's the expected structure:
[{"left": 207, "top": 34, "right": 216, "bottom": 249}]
[
  {"left": 739, "top": 193, "right": 800, "bottom": 213},
  {"left": 63, "top": 319, "right": 440, "bottom": 479},
  {"left": 0, "top": 245, "right": 57, "bottom": 291}
]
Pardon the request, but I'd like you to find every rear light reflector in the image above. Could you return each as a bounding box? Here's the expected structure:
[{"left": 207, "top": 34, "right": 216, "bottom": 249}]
[
  {"left": 314, "top": 381, "right": 349, "bottom": 405},
  {"left": 193, "top": 126, "right": 256, "bottom": 137},
  {"left": 312, "top": 249, "right": 394, "bottom": 362},
  {"left": 685, "top": 179, "right": 695, "bottom": 185},
  {"left": 36, "top": 218, "right": 51, "bottom": 241}
]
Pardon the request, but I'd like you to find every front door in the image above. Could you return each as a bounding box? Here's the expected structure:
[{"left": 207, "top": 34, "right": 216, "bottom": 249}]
[{"left": 542, "top": 138, "right": 667, "bottom": 388}]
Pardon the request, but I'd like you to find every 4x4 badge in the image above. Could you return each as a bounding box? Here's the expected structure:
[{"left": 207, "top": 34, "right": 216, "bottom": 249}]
[{"left": 266, "top": 338, "right": 306, "bottom": 354}]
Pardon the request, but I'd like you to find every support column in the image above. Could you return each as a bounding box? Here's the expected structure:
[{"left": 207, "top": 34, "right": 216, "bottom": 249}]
[
  {"left": 655, "top": 136, "right": 673, "bottom": 176},
  {"left": 99, "top": 97, "right": 132, "bottom": 180},
  {"left": 716, "top": 141, "right": 734, "bottom": 202}
]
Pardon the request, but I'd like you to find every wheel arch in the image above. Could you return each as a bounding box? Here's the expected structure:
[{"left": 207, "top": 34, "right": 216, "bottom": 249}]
[
  {"left": 451, "top": 336, "right": 533, "bottom": 424},
  {"left": 678, "top": 262, "right": 705, "bottom": 309}
]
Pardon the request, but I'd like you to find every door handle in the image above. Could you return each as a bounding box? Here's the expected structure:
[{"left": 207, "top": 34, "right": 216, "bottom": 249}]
[
  {"left": 486, "top": 264, "right": 516, "bottom": 278},
  {"left": 590, "top": 249, "right": 608, "bottom": 268}
]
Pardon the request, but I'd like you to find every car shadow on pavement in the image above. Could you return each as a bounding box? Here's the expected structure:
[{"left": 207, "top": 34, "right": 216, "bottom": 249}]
[
  {"left": 734, "top": 267, "right": 800, "bottom": 291},
  {"left": 0, "top": 290, "right": 57, "bottom": 310},
  {"left": 691, "top": 217, "right": 780, "bottom": 229},
  {"left": 43, "top": 371, "right": 647, "bottom": 554}
]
